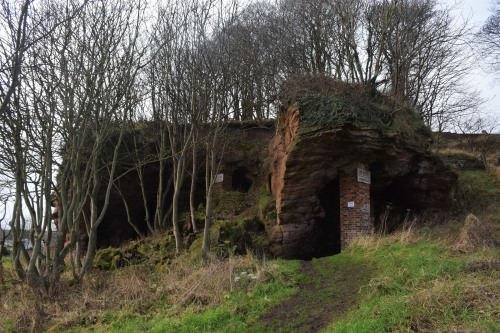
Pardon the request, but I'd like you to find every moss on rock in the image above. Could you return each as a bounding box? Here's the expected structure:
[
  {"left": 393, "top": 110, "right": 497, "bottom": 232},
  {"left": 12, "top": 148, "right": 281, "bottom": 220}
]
[
  {"left": 93, "top": 234, "right": 176, "bottom": 271},
  {"left": 212, "top": 216, "right": 266, "bottom": 255}
]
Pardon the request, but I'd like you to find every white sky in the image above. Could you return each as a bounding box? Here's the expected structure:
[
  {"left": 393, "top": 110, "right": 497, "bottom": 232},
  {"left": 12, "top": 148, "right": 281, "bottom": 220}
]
[{"left": 447, "top": 0, "right": 500, "bottom": 122}]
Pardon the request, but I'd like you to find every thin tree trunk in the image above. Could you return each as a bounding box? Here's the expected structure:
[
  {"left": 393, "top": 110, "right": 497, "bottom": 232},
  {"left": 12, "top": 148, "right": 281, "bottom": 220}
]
[
  {"left": 190, "top": 140, "right": 199, "bottom": 232},
  {"left": 171, "top": 158, "right": 185, "bottom": 253}
]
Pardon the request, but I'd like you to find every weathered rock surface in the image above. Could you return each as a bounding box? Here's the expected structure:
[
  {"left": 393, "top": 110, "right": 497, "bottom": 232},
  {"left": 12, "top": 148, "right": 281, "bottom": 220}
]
[
  {"left": 52, "top": 109, "right": 456, "bottom": 260},
  {"left": 53, "top": 122, "right": 275, "bottom": 251},
  {"left": 268, "top": 106, "right": 457, "bottom": 259}
]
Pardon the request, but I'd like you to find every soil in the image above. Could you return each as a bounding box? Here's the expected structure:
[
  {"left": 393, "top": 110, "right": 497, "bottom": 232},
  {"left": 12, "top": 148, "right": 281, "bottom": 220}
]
[{"left": 255, "top": 257, "right": 372, "bottom": 332}]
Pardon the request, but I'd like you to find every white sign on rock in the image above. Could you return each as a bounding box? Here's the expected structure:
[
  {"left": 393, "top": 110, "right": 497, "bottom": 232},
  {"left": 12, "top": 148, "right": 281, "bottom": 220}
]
[
  {"left": 357, "top": 168, "right": 371, "bottom": 184},
  {"left": 215, "top": 173, "right": 224, "bottom": 184}
]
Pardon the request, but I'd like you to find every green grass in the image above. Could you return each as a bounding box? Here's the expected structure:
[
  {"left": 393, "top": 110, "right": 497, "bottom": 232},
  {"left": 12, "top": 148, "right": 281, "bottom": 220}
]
[
  {"left": 1, "top": 255, "right": 10, "bottom": 265},
  {"left": 322, "top": 236, "right": 499, "bottom": 333},
  {"left": 456, "top": 170, "right": 500, "bottom": 214},
  {"left": 65, "top": 260, "right": 302, "bottom": 333},
  {"left": 56, "top": 222, "right": 498, "bottom": 333}
]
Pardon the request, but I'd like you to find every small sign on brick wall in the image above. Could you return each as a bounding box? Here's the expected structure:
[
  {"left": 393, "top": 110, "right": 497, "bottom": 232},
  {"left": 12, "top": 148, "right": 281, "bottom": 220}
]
[
  {"left": 215, "top": 173, "right": 224, "bottom": 184},
  {"left": 347, "top": 201, "right": 355, "bottom": 208},
  {"left": 357, "top": 168, "right": 371, "bottom": 184}
]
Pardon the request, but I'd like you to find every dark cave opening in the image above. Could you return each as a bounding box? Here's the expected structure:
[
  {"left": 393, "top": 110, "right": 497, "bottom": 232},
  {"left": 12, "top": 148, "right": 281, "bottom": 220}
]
[
  {"left": 316, "top": 177, "right": 341, "bottom": 257},
  {"left": 372, "top": 180, "right": 420, "bottom": 233},
  {"left": 232, "top": 167, "right": 253, "bottom": 192}
]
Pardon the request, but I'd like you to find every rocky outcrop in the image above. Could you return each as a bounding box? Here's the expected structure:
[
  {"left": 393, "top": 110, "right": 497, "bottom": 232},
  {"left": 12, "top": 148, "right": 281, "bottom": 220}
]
[
  {"left": 213, "top": 121, "right": 275, "bottom": 193},
  {"left": 267, "top": 105, "right": 457, "bottom": 259},
  {"left": 51, "top": 166, "right": 160, "bottom": 252},
  {"left": 52, "top": 100, "right": 456, "bottom": 260},
  {"left": 440, "top": 153, "right": 484, "bottom": 170},
  {"left": 52, "top": 122, "right": 275, "bottom": 251}
]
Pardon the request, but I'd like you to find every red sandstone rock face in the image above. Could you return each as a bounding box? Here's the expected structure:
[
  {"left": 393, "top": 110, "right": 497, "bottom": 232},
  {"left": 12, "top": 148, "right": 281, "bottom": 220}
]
[
  {"left": 268, "top": 107, "right": 457, "bottom": 259},
  {"left": 52, "top": 117, "right": 455, "bottom": 259}
]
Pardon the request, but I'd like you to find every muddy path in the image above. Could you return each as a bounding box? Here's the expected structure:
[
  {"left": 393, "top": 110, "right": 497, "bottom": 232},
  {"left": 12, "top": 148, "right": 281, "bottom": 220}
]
[{"left": 255, "top": 257, "right": 372, "bottom": 332}]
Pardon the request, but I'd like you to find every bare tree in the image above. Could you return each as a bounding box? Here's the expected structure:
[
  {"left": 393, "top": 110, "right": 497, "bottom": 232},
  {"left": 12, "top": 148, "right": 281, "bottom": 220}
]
[
  {"left": 0, "top": 194, "right": 10, "bottom": 286},
  {"left": 200, "top": 0, "right": 237, "bottom": 252},
  {"left": 0, "top": 0, "right": 81, "bottom": 290},
  {"left": 454, "top": 115, "right": 499, "bottom": 166},
  {"left": 0, "top": 0, "right": 31, "bottom": 119},
  {"left": 477, "top": 0, "right": 500, "bottom": 75},
  {"left": 0, "top": 0, "right": 151, "bottom": 289}
]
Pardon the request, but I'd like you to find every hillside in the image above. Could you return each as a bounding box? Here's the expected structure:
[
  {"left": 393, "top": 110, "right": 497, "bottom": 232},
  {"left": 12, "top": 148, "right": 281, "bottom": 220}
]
[{"left": 1, "top": 143, "right": 499, "bottom": 332}]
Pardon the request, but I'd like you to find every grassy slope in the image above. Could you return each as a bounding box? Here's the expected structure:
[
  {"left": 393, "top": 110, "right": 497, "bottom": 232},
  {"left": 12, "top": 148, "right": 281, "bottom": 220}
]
[
  {"left": 61, "top": 259, "right": 302, "bottom": 333},
  {"left": 101, "top": 169, "right": 499, "bottom": 333},
  {"left": 1, "top": 169, "right": 499, "bottom": 333},
  {"left": 325, "top": 235, "right": 499, "bottom": 332},
  {"left": 71, "top": 228, "right": 498, "bottom": 333}
]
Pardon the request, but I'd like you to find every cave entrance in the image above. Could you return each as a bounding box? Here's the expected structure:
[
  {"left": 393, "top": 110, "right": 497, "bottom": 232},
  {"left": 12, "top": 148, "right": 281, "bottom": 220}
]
[
  {"left": 371, "top": 179, "right": 420, "bottom": 234},
  {"left": 232, "top": 167, "right": 253, "bottom": 192},
  {"left": 316, "top": 177, "right": 341, "bottom": 256}
]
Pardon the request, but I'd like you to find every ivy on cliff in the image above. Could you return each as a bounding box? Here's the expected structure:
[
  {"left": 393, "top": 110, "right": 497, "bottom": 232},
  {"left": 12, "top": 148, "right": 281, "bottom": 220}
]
[{"left": 291, "top": 92, "right": 388, "bottom": 130}]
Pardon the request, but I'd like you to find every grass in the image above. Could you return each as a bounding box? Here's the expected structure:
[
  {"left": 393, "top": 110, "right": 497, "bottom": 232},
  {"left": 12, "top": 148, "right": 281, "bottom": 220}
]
[
  {"left": 0, "top": 251, "right": 302, "bottom": 332},
  {"left": 1, "top": 216, "right": 498, "bottom": 333},
  {"left": 487, "top": 163, "right": 500, "bottom": 181},
  {"left": 455, "top": 169, "right": 500, "bottom": 214},
  {"left": 56, "top": 258, "right": 301, "bottom": 333},
  {"left": 323, "top": 231, "right": 499, "bottom": 333},
  {"left": 1, "top": 255, "right": 11, "bottom": 266},
  {"left": 1, "top": 158, "right": 499, "bottom": 332}
]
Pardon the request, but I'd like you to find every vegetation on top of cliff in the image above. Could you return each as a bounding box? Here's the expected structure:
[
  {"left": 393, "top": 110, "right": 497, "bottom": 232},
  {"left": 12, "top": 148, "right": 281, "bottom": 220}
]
[{"left": 280, "top": 74, "right": 430, "bottom": 140}]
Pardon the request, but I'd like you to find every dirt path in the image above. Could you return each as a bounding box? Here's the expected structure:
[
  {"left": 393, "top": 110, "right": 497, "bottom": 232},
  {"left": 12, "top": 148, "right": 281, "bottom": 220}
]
[{"left": 256, "top": 257, "right": 371, "bottom": 332}]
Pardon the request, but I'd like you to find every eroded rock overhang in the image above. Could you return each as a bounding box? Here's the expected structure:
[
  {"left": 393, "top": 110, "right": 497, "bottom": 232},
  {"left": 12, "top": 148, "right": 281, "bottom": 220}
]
[{"left": 268, "top": 105, "right": 457, "bottom": 259}]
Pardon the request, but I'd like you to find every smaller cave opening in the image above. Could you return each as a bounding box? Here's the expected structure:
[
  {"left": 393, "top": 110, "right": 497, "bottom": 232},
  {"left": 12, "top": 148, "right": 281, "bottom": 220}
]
[
  {"left": 315, "top": 177, "right": 341, "bottom": 257},
  {"left": 370, "top": 162, "right": 421, "bottom": 234},
  {"left": 232, "top": 167, "right": 253, "bottom": 192},
  {"left": 372, "top": 180, "right": 420, "bottom": 233}
]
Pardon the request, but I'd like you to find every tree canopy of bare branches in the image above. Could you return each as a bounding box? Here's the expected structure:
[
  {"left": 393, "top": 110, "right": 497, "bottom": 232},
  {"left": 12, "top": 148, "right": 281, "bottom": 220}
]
[
  {"left": 0, "top": 0, "right": 486, "bottom": 291},
  {"left": 478, "top": 0, "right": 500, "bottom": 75}
]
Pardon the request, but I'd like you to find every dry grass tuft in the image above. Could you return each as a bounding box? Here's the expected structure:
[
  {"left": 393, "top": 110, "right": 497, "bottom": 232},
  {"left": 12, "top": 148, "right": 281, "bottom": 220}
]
[
  {"left": 454, "top": 214, "right": 497, "bottom": 253},
  {"left": 162, "top": 251, "right": 275, "bottom": 309},
  {"left": 410, "top": 276, "right": 500, "bottom": 333},
  {"left": 348, "top": 214, "right": 423, "bottom": 253},
  {"left": 0, "top": 250, "right": 277, "bottom": 332},
  {"left": 486, "top": 163, "right": 500, "bottom": 180},
  {"left": 0, "top": 279, "right": 49, "bottom": 332},
  {"left": 466, "top": 257, "right": 500, "bottom": 272}
]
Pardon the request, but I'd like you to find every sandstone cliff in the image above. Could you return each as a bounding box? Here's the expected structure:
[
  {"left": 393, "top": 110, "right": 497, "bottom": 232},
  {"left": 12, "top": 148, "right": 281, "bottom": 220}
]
[{"left": 267, "top": 78, "right": 457, "bottom": 258}]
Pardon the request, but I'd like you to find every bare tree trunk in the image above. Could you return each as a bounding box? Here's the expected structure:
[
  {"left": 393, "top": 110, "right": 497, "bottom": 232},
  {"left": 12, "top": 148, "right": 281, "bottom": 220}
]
[
  {"left": 171, "top": 158, "right": 185, "bottom": 253},
  {"left": 114, "top": 183, "right": 146, "bottom": 238},
  {"left": 202, "top": 138, "right": 217, "bottom": 252},
  {"left": 190, "top": 137, "right": 199, "bottom": 233}
]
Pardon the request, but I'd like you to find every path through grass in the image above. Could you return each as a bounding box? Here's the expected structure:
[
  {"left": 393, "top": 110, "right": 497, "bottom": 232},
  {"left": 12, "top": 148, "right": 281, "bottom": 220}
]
[{"left": 254, "top": 256, "right": 373, "bottom": 332}]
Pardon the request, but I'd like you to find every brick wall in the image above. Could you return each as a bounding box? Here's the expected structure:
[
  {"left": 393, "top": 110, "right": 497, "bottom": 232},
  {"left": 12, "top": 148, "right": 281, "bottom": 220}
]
[{"left": 339, "top": 168, "right": 373, "bottom": 250}]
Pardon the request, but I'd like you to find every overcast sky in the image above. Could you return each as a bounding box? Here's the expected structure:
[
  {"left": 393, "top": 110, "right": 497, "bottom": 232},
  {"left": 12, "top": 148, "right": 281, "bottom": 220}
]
[{"left": 447, "top": 0, "right": 500, "bottom": 119}]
